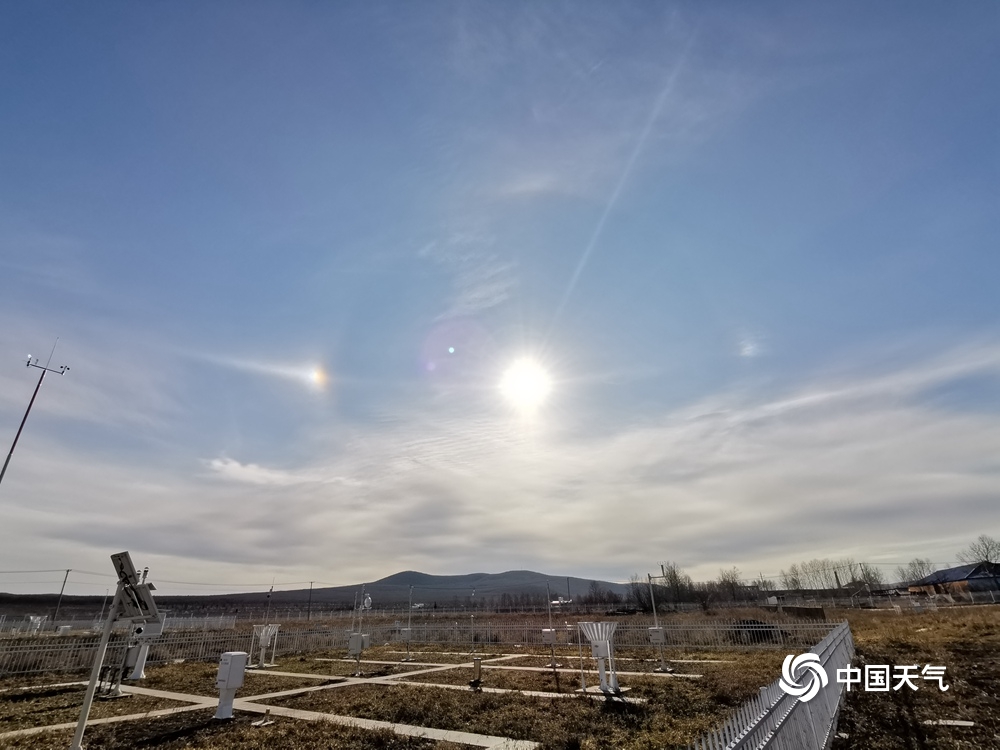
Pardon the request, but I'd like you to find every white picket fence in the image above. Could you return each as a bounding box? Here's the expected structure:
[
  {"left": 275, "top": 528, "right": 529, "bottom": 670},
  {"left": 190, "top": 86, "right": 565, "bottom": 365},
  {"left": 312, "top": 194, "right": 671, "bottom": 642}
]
[{"left": 687, "top": 621, "right": 855, "bottom": 750}]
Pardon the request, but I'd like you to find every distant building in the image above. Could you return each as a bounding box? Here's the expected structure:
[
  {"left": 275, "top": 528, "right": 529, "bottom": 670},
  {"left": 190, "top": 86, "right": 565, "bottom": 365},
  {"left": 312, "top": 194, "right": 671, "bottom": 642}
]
[{"left": 908, "top": 563, "right": 1000, "bottom": 599}]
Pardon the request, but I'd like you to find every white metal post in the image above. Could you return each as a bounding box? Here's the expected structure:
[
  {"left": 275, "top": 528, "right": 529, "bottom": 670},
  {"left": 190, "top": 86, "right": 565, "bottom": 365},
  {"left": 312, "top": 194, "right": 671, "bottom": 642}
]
[
  {"left": 545, "top": 582, "right": 560, "bottom": 669},
  {"left": 648, "top": 573, "right": 669, "bottom": 672},
  {"left": 403, "top": 585, "right": 414, "bottom": 661},
  {"left": 128, "top": 644, "right": 150, "bottom": 680},
  {"left": 69, "top": 580, "right": 123, "bottom": 750},
  {"left": 269, "top": 626, "right": 279, "bottom": 665}
]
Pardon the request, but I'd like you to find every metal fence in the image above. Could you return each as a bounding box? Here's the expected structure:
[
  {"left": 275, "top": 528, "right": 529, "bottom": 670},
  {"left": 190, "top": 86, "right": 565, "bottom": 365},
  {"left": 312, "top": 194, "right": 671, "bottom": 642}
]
[
  {"left": 687, "top": 621, "right": 855, "bottom": 750},
  {"left": 0, "top": 617, "right": 838, "bottom": 677},
  {"left": 0, "top": 616, "right": 858, "bottom": 748},
  {"left": 154, "top": 615, "right": 238, "bottom": 631}
]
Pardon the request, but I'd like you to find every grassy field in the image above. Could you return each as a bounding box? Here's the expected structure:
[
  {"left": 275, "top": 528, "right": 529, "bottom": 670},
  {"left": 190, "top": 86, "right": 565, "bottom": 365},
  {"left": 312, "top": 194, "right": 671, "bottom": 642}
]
[
  {"left": 261, "top": 681, "right": 724, "bottom": 750},
  {"left": 2, "top": 606, "right": 996, "bottom": 749},
  {"left": 831, "top": 607, "right": 999, "bottom": 749},
  {"left": 266, "top": 655, "right": 434, "bottom": 677},
  {"left": 142, "top": 661, "right": 339, "bottom": 696},
  {"left": 0, "top": 709, "right": 476, "bottom": 750},
  {"left": 0, "top": 682, "right": 187, "bottom": 733}
]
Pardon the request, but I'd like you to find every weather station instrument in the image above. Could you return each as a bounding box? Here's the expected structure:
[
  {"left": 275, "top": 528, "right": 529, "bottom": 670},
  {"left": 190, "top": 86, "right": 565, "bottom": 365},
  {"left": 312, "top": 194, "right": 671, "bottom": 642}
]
[
  {"left": 70, "top": 551, "right": 162, "bottom": 750},
  {"left": 0, "top": 344, "right": 70, "bottom": 489}
]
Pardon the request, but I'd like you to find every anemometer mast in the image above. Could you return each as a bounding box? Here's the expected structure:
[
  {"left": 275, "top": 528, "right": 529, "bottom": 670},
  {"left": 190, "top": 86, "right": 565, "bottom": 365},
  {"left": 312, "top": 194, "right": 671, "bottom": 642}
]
[{"left": 0, "top": 345, "right": 70, "bottom": 489}]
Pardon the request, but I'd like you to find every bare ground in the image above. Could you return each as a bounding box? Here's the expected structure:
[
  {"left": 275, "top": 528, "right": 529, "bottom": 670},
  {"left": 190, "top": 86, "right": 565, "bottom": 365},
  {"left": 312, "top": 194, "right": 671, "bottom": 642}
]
[{"left": 832, "top": 607, "right": 1000, "bottom": 750}]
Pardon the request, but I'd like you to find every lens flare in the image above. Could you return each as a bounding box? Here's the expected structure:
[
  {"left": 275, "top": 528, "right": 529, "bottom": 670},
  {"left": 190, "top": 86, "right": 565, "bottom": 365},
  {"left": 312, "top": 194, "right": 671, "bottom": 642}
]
[{"left": 500, "top": 359, "right": 552, "bottom": 412}]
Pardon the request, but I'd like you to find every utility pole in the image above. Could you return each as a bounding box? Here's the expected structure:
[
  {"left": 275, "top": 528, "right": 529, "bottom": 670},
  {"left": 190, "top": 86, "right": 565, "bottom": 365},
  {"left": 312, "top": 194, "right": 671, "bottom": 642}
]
[
  {"left": 307, "top": 581, "right": 314, "bottom": 621},
  {"left": 0, "top": 345, "right": 70, "bottom": 488},
  {"left": 97, "top": 589, "right": 109, "bottom": 625},
  {"left": 52, "top": 569, "right": 71, "bottom": 628}
]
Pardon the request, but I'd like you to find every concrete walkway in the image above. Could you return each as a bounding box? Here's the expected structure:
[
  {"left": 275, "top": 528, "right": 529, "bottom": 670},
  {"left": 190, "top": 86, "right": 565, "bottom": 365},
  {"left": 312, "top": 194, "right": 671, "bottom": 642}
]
[
  {"left": 387, "top": 678, "right": 647, "bottom": 704},
  {"left": 233, "top": 699, "right": 539, "bottom": 749},
  {"left": 0, "top": 675, "right": 541, "bottom": 748},
  {"left": 2, "top": 651, "right": 681, "bottom": 747},
  {"left": 482, "top": 663, "right": 702, "bottom": 679}
]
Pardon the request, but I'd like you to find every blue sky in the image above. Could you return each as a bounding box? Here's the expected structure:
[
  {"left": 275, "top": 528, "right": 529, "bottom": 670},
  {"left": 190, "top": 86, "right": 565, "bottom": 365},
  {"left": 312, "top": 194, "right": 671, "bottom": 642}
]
[{"left": 1, "top": 3, "right": 998, "bottom": 596}]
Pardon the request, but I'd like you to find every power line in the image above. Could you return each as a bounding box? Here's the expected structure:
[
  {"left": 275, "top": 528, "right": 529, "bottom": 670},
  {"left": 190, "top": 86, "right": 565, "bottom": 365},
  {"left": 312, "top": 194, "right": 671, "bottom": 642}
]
[
  {"left": 0, "top": 567, "right": 342, "bottom": 590},
  {"left": 0, "top": 569, "right": 68, "bottom": 574},
  {"left": 0, "top": 580, "right": 68, "bottom": 585}
]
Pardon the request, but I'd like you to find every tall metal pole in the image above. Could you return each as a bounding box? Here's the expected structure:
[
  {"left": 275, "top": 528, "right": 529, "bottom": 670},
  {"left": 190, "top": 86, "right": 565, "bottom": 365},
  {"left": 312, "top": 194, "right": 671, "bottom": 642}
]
[
  {"left": 545, "top": 582, "right": 561, "bottom": 670},
  {"left": 52, "top": 569, "right": 71, "bottom": 628},
  {"left": 648, "top": 573, "right": 669, "bottom": 673},
  {"left": 307, "top": 581, "right": 313, "bottom": 621},
  {"left": 545, "top": 582, "right": 561, "bottom": 690},
  {"left": 97, "top": 589, "right": 109, "bottom": 625},
  {"left": 469, "top": 589, "right": 475, "bottom": 655},
  {"left": 1, "top": 349, "right": 70, "bottom": 489},
  {"left": 404, "top": 585, "right": 413, "bottom": 661},
  {"left": 70, "top": 580, "right": 123, "bottom": 750}
]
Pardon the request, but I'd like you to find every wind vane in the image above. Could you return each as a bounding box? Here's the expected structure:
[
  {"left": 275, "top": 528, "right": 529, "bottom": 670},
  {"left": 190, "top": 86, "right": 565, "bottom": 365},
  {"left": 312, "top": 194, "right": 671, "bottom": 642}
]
[{"left": 0, "top": 340, "right": 70, "bottom": 488}]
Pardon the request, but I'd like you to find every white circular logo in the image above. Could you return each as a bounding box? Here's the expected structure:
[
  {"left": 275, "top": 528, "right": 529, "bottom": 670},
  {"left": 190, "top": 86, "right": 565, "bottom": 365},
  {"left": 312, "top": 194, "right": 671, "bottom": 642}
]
[{"left": 779, "top": 653, "right": 828, "bottom": 702}]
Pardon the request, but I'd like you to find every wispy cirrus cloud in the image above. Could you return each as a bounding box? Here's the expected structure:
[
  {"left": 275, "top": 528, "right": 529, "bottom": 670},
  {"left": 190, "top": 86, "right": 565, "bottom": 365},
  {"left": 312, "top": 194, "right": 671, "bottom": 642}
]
[
  {"left": 0, "top": 315, "right": 182, "bottom": 431},
  {"left": 445, "top": 7, "right": 770, "bottom": 205},
  {"left": 0, "top": 229, "right": 100, "bottom": 297},
  {"left": 193, "top": 339, "right": 1000, "bottom": 582},
  {"left": 4, "top": 336, "right": 1000, "bottom": 591},
  {"left": 419, "top": 233, "right": 516, "bottom": 320}
]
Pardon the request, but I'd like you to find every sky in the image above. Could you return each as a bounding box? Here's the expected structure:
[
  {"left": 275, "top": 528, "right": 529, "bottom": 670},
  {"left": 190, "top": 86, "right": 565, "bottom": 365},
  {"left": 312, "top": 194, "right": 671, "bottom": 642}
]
[{"left": 1, "top": 2, "right": 998, "bottom": 597}]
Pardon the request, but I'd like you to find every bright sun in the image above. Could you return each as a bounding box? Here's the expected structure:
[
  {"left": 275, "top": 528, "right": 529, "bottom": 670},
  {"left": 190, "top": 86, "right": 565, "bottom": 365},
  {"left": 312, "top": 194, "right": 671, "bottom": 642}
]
[{"left": 499, "top": 359, "right": 552, "bottom": 412}]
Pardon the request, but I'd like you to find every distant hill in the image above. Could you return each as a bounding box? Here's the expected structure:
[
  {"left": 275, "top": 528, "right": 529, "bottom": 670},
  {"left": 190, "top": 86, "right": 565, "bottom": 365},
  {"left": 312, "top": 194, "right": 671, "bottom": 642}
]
[
  {"left": 0, "top": 570, "right": 631, "bottom": 617},
  {"left": 230, "top": 569, "right": 630, "bottom": 607}
]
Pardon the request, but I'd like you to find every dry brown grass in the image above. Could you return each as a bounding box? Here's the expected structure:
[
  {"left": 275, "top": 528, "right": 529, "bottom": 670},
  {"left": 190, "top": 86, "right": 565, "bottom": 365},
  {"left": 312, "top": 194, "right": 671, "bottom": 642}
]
[
  {"left": 0, "top": 709, "right": 475, "bottom": 749},
  {"left": 268, "top": 655, "right": 432, "bottom": 678},
  {"left": 830, "top": 606, "right": 1000, "bottom": 749},
  {"left": 0, "top": 683, "right": 186, "bottom": 733},
  {"left": 141, "top": 661, "right": 332, "bottom": 697},
  {"left": 0, "top": 674, "right": 83, "bottom": 691},
  {"left": 400, "top": 665, "right": 572, "bottom": 692},
  {"left": 260, "top": 681, "right": 733, "bottom": 749},
  {"left": 0, "top": 612, "right": 879, "bottom": 749},
  {"left": 363, "top": 645, "right": 507, "bottom": 663}
]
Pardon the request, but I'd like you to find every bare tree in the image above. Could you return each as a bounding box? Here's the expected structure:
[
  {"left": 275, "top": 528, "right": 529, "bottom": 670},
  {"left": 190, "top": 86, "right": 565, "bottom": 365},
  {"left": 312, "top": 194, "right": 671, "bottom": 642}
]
[
  {"left": 659, "top": 561, "right": 694, "bottom": 604},
  {"left": 717, "top": 567, "right": 743, "bottom": 601},
  {"left": 583, "top": 580, "right": 622, "bottom": 605},
  {"left": 799, "top": 559, "right": 835, "bottom": 589},
  {"left": 837, "top": 558, "right": 859, "bottom": 585},
  {"left": 894, "top": 558, "right": 936, "bottom": 585},
  {"left": 691, "top": 582, "right": 715, "bottom": 612},
  {"left": 779, "top": 564, "right": 802, "bottom": 590},
  {"left": 857, "top": 563, "right": 884, "bottom": 588},
  {"left": 754, "top": 573, "right": 775, "bottom": 592},
  {"left": 956, "top": 534, "right": 1000, "bottom": 565},
  {"left": 628, "top": 574, "right": 652, "bottom": 612}
]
